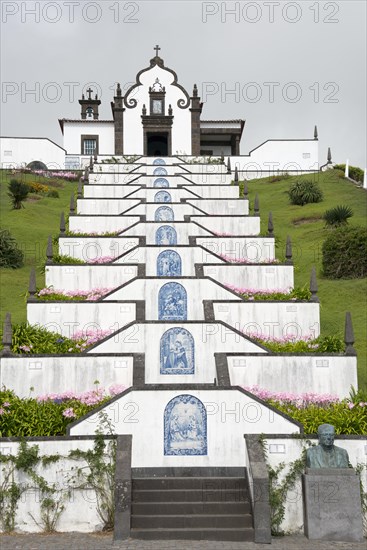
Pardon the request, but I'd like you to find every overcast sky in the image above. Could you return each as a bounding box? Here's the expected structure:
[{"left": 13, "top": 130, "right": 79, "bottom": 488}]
[{"left": 1, "top": 0, "right": 366, "bottom": 167}]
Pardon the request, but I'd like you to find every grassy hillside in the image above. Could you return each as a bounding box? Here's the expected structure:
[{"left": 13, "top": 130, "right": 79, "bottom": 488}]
[
  {"left": 0, "top": 168, "right": 366, "bottom": 388},
  {"left": 0, "top": 170, "right": 77, "bottom": 324},
  {"left": 241, "top": 170, "right": 367, "bottom": 388}
]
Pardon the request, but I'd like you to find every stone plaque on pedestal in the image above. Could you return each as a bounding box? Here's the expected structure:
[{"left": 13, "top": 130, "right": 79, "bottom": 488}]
[{"left": 303, "top": 468, "right": 364, "bottom": 542}]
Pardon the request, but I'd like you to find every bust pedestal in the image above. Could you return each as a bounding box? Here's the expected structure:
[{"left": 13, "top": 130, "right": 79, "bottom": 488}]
[{"left": 302, "top": 468, "right": 364, "bottom": 542}]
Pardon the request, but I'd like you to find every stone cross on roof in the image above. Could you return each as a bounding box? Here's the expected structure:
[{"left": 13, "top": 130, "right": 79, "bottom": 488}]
[
  {"left": 86, "top": 87, "right": 93, "bottom": 100},
  {"left": 154, "top": 45, "right": 161, "bottom": 56}
]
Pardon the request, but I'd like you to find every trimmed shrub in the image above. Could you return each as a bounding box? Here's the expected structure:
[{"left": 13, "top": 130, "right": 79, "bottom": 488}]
[
  {"left": 7, "top": 179, "right": 29, "bottom": 209},
  {"left": 46, "top": 190, "right": 59, "bottom": 198},
  {"left": 288, "top": 180, "right": 323, "bottom": 206},
  {"left": 322, "top": 226, "right": 367, "bottom": 279},
  {"left": 334, "top": 164, "right": 364, "bottom": 183},
  {"left": 323, "top": 205, "right": 353, "bottom": 227},
  {"left": 0, "top": 229, "right": 24, "bottom": 268}
]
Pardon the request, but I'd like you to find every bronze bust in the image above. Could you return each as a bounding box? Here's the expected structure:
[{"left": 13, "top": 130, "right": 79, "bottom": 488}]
[{"left": 306, "top": 423, "right": 350, "bottom": 468}]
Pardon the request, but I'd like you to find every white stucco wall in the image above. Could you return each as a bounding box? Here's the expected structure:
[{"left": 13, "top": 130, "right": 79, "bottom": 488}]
[
  {"left": 228, "top": 355, "right": 358, "bottom": 399},
  {"left": 0, "top": 439, "right": 113, "bottom": 533},
  {"left": 0, "top": 137, "right": 65, "bottom": 169},
  {"left": 123, "top": 65, "right": 192, "bottom": 155},
  {"left": 68, "top": 215, "right": 140, "bottom": 234},
  {"left": 104, "top": 278, "right": 239, "bottom": 321},
  {"left": 83, "top": 185, "right": 142, "bottom": 198},
  {"left": 69, "top": 389, "right": 301, "bottom": 467},
  {"left": 116, "top": 246, "right": 225, "bottom": 275},
  {"left": 0, "top": 356, "right": 134, "bottom": 397},
  {"left": 204, "top": 264, "right": 294, "bottom": 290},
  {"left": 45, "top": 265, "right": 138, "bottom": 291},
  {"left": 63, "top": 122, "right": 114, "bottom": 155},
  {"left": 58, "top": 237, "right": 139, "bottom": 261},
  {"left": 213, "top": 301, "right": 320, "bottom": 339},
  {"left": 88, "top": 322, "right": 266, "bottom": 358},
  {"left": 122, "top": 222, "right": 212, "bottom": 243},
  {"left": 197, "top": 236, "right": 275, "bottom": 262},
  {"left": 193, "top": 216, "right": 260, "bottom": 236},
  {"left": 230, "top": 139, "right": 319, "bottom": 175},
  {"left": 27, "top": 302, "right": 136, "bottom": 337}
]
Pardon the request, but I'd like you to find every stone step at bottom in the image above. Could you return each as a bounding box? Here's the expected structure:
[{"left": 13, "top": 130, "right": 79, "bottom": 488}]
[
  {"left": 131, "top": 501, "right": 251, "bottom": 515},
  {"left": 132, "top": 513, "right": 253, "bottom": 529},
  {"left": 133, "top": 488, "right": 249, "bottom": 503},
  {"left": 130, "top": 527, "right": 255, "bottom": 541},
  {"left": 133, "top": 477, "right": 247, "bottom": 490}
]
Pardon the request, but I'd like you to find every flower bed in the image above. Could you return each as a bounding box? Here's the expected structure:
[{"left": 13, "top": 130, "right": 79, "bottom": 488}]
[
  {"left": 0, "top": 385, "right": 126, "bottom": 436},
  {"left": 225, "top": 284, "right": 311, "bottom": 301},
  {"left": 243, "top": 385, "right": 367, "bottom": 434},
  {"left": 36, "top": 286, "right": 115, "bottom": 302},
  {"left": 218, "top": 254, "right": 279, "bottom": 264},
  {"left": 245, "top": 332, "right": 344, "bottom": 353}
]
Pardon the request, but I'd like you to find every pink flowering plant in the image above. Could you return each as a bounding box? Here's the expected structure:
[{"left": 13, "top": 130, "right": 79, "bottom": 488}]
[
  {"left": 0, "top": 323, "right": 114, "bottom": 355},
  {"left": 225, "top": 284, "right": 311, "bottom": 301},
  {"left": 242, "top": 385, "right": 367, "bottom": 434},
  {"left": 244, "top": 331, "right": 344, "bottom": 354},
  {"left": 36, "top": 286, "right": 116, "bottom": 302},
  {"left": 218, "top": 254, "right": 280, "bottom": 265},
  {"left": 0, "top": 384, "right": 127, "bottom": 436}
]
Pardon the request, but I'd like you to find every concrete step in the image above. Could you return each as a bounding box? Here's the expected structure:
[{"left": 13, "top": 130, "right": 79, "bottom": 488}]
[
  {"left": 131, "top": 513, "right": 253, "bottom": 529},
  {"left": 133, "top": 476, "right": 247, "bottom": 490},
  {"left": 133, "top": 488, "right": 249, "bottom": 503},
  {"left": 131, "top": 500, "right": 251, "bottom": 515},
  {"left": 130, "top": 527, "right": 255, "bottom": 541}
]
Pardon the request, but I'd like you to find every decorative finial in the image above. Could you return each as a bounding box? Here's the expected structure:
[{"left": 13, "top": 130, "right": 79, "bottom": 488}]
[
  {"left": 327, "top": 147, "right": 332, "bottom": 164},
  {"left": 78, "top": 177, "right": 83, "bottom": 199},
  {"left": 227, "top": 157, "right": 231, "bottom": 174},
  {"left": 234, "top": 166, "right": 239, "bottom": 183},
  {"left": 116, "top": 83, "right": 122, "bottom": 96},
  {"left": 46, "top": 235, "right": 53, "bottom": 264},
  {"left": 243, "top": 181, "right": 248, "bottom": 198},
  {"left": 168, "top": 104, "right": 173, "bottom": 116},
  {"left": 267, "top": 212, "right": 274, "bottom": 237},
  {"left": 142, "top": 104, "right": 147, "bottom": 115},
  {"left": 220, "top": 151, "right": 224, "bottom": 163},
  {"left": 285, "top": 235, "right": 293, "bottom": 264},
  {"left": 193, "top": 84, "right": 198, "bottom": 97},
  {"left": 344, "top": 312, "right": 356, "bottom": 355},
  {"left": 28, "top": 267, "right": 37, "bottom": 302},
  {"left": 84, "top": 167, "right": 89, "bottom": 182},
  {"left": 254, "top": 194, "right": 260, "bottom": 215},
  {"left": 94, "top": 149, "right": 98, "bottom": 162},
  {"left": 1, "top": 313, "right": 14, "bottom": 357},
  {"left": 60, "top": 212, "right": 66, "bottom": 236},
  {"left": 89, "top": 156, "right": 94, "bottom": 172},
  {"left": 70, "top": 194, "right": 75, "bottom": 214},
  {"left": 314, "top": 125, "right": 318, "bottom": 140},
  {"left": 310, "top": 266, "right": 319, "bottom": 302}
]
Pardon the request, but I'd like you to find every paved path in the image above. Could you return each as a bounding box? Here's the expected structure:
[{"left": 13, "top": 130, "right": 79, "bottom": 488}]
[{"left": 0, "top": 533, "right": 366, "bottom": 550}]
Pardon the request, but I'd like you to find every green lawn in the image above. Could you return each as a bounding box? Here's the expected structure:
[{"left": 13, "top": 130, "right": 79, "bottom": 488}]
[
  {"left": 0, "top": 170, "right": 77, "bottom": 324},
  {"left": 241, "top": 170, "right": 367, "bottom": 389},
  {"left": 0, "top": 168, "right": 366, "bottom": 389}
]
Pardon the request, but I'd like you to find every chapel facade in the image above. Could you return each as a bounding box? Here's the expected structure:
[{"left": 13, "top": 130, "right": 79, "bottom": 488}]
[{"left": 59, "top": 47, "right": 245, "bottom": 158}]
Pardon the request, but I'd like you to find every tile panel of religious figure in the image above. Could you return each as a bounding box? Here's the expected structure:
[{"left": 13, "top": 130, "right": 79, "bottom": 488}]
[
  {"left": 155, "top": 206, "right": 174, "bottom": 222},
  {"left": 154, "top": 190, "right": 171, "bottom": 203},
  {"left": 157, "top": 250, "right": 182, "bottom": 276},
  {"left": 153, "top": 167, "right": 168, "bottom": 176},
  {"left": 153, "top": 178, "right": 169, "bottom": 188},
  {"left": 155, "top": 225, "right": 177, "bottom": 245},
  {"left": 158, "top": 282, "right": 187, "bottom": 321},
  {"left": 164, "top": 394, "right": 207, "bottom": 455},
  {"left": 160, "top": 327, "right": 194, "bottom": 375}
]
